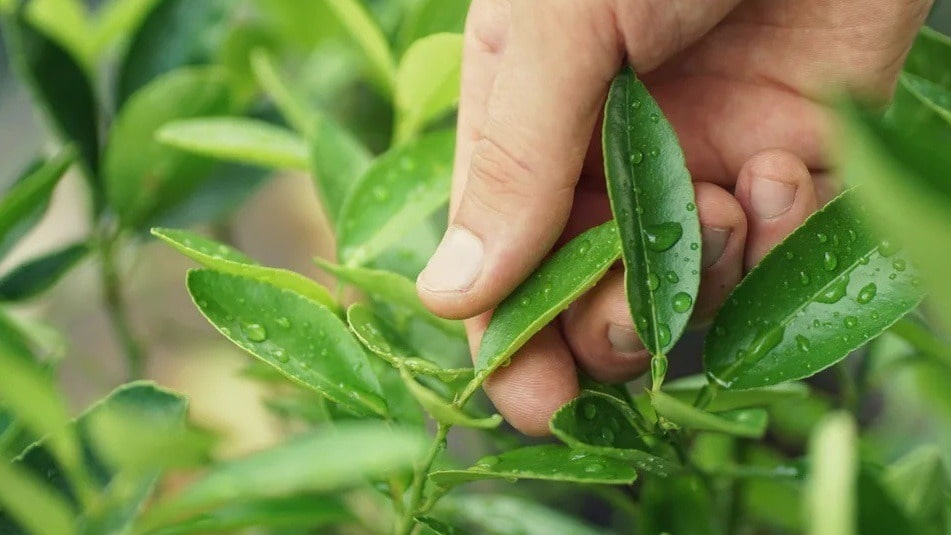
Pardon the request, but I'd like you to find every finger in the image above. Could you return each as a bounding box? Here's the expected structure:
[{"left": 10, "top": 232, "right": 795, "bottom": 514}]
[
  {"left": 734, "top": 149, "right": 818, "bottom": 270},
  {"left": 418, "top": 0, "right": 623, "bottom": 319},
  {"left": 465, "top": 314, "right": 579, "bottom": 436},
  {"left": 693, "top": 182, "right": 748, "bottom": 322}
]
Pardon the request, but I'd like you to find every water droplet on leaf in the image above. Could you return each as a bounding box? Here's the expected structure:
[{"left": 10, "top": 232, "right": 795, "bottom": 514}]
[
  {"left": 584, "top": 462, "right": 605, "bottom": 473},
  {"left": 647, "top": 273, "right": 660, "bottom": 291},
  {"left": 817, "top": 233, "right": 828, "bottom": 244},
  {"left": 582, "top": 402, "right": 598, "bottom": 420},
  {"left": 799, "top": 271, "right": 810, "bottom": 286},
  {"left": 276, "top": 317, "right": 291, "bottom": 328},
  {"left": 665, "top": 271, "right": 680, "bottom": 283},
  {"left": 273, "top": 349, "right": 288, "bottom": 362},
  {"left": 656, "top": 323, "right": 672, "bottom": 348},
  {"left": 672, "top": 292, "right": 693, "bottom": 313},
  {"left": 892, "top": 259, "right": 907, "bottom": 272},
  {"left": 856, "top": 283, "right": 877, "bottom": 304},
  {"left": 822, "top": 251, "right": 838, "bottom": 271},
  {"left": 844, "top": 316, "right": 858, "bottom": 328},
  {"left": 629, "top": 150, "right": 644, "bottom": 164},
  {"left": 645, "top": 222, "right": 683, "bottom": 252},
  {"left": 816, "top": 276, "right": 849, "bottom": 304},
  {"left": 795, "top": 335, "right": 811, "bottom": 353},
  {"left": 686, "top": 202, "right": 696, "bottom": 211}
]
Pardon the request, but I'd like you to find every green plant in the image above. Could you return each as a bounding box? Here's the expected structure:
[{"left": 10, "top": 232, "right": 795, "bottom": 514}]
[{"left": 0, "top": 1, "right": 950, "bottom": 534}]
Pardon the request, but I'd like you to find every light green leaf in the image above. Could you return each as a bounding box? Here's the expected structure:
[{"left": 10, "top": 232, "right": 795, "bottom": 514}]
[
  {"left": 157, "top": 117, "right": 310, "bottom": 170},
  {"left": 24, "top": 0, "right": 92, "bottom": 68},
  {"left": 903, "top": 26, "right": 951, "bottom": 89},
  {"left": 807, "top": 412, "right": 857, "bottom": 535},
  {"left": 316, "top": 258, "right": 462, "bottom": 337},
  {"left": 432, "top": 494, "right": 607, "bottom": 535},
  {"left": 0, "top": 461, "right": 77, "bottom": 535},
  {"left": 650, "top": 390, "right": 768, "bottom": 438},
  {"left": 186, "top": 269, "right": 385, "bottom": 417},
  {"left": 141, "top": 423, "right": 426, "bottom": 529},
  {"left": 395, "top": 33, "right": 462, "bottom": 142},
  {"left": 429, "top": 445, "right": 637, "bottom": 489},
  {"left": 0, "top": 241, "right": 90, "bottom": 302},
  {"left": 337, "top": 129, "right": 454, "bottom": 265},
  {"left": 0, "top": 150, "right": 74, "bottom": 259},
  {"left": 471, "top": 222, "right": 621, "bottom": 390},
  {"left": 91, "top": 0, "right": 160, "bottom": 57},
  {"left": 396, "top": 0, "right": 469, "bottom": 54},
  {"left": 310, "top": 111, "right": 374, "bottom": 227},
  {"left": 660, "top": 374, "right": 809, "bottom": 411},
  {"left": 400, "top": 369, "right": 500, "bottom": 429},
  {"left": 602, "top": 68, "right": 701, "bottom": 360},
  {"left": 149, "top": 495, "right": 354, "bottom": 535},
  {"left": 249, "top": 49, "right": 314, "bottom": 136},
  {"left": 324, "top": 0, "right": 396, "bottom": 96},
  {"left": 884, "top": 445, "right": 948, "bottom": 531},
  {"left": 105, "top": 68, "right": 235, "bottom": 227}
]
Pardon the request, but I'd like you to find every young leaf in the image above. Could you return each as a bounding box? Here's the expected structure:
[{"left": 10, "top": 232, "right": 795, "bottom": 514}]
[
  {"left": 883, "top": 445, "right": 948, "bottom": 530},
  {"left": 602, "top": 68, "right": 701, "bottom": 358},
  {"left": 310, "top": 112, "right": 374, "bottom": 227},
  {"left": 149, "top": 495, "right": 354, "bottom": 535},
  {"left": 0, "top": 149, "right": 74, "bottom": 259},
  {"left": 0, "top": 462, "right": 77, "bottom": 535},
  {"left": 549, "top": 391, "right": 681, "bottom": 477},
  {"left": 91, "top": 0, "right": 160, "bottom": 58},
  {"left": 472, "top": 222, "right": 621, "bottom": 387},
  {"left": 23, "top": 0, "right": 93, "bottom": 67},
  {"left": 152, "top": 228, "right": 336, "bottom": 310},
  {"left": 141, "top": 423, "right": 426, "bottom": 529},
  {"left": 116, "top": 0, "right": 231, "bottom": 105},
  {"left": 704, "top": 190, "right": 925, "bottom": 389},
  {"left": 806, "top": 412, "right": 857, "bottom": 535},
  {"left": 249, "top": 49, "right": 314, "bottom": 136},
  {"left": 0, "top": 241, "right": 90, "bottom": 301},
  {"left": 105, "top": 68, "right": 235, "bottom": 227},
  {"left": 660, "top": 374, "right": 809, "bottom": 411},
  {"left": 432, "top": 494, "right": 607, "bottom": 535},
  {"left": 157, "top": 118, "right": 310, "bottom": 170},
  {"left": 428, "top": 445, "right": 637, "bottom": 489},
  {"left": 186, "top": 269, "right": 386, "bottom": 417},
  {"left": 395, "top": 33, "right": 463, "bottom": 142},
  {"left": 316, "top": 258, "right": 462, "bottom": 337},
  {"left": 337, "top": 129, "right": 454, "bottom": 266},
  {"left": 347, "top": 303, "right": 472, "bottom": 382},
  {"left": 650, "top": 391, "right": 768, "bottom": 439},
  {"left": 400, "top": 369, "right": 501, "bottom": 429},
  {"left": 396, "top": 0, "right": 469, "bottom": 53},
  {"left": 324, "top": 0, "right": 396, "bottom": 96}
]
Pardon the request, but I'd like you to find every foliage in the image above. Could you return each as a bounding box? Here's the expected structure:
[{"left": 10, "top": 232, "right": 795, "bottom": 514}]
[{"left": 0, "top": 1, "right": 949, "bottom": 534}]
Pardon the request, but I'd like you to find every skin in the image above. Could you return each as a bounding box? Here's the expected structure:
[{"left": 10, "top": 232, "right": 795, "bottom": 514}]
[{"left": 417, "top": 0, "right": 933, "bottom": 435}]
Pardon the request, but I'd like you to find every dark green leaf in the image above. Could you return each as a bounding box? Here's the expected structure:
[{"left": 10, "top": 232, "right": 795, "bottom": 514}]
[
  {"left": 704, "top": 190, "right": 925, "bottom": 389},
  {"left": 857, "top": 469, "right": 921, "bottom": 535},
  {"left": 472, "top": 222, "right": 621, "bottom": 386},
  {"left": 806, "top": 412, "right": 857, "bottom": 535},
  {"left": 884, "top": 445, "right": 948, "bottom": 532},
  {"left": 400, "top": 369, "right": 501, "bottom": 429},
  {"left": 156, "top": 117, "right": 310, "bottom": 170},
  {"left": 417, "top": 516, "right": 473, "bottom": 535},
  {"left": 660, "top": 374, "right": 809, "bottom": 411},
  {"left": 337, "top": 130, "right": 454, "bottom": 265},
  {"left": 428, "top": 445, "right": 637, "bottom": 489},
  {"left": 149, "top": 495, "right": 354, "bottom": 535},
  {"left": 602, "top": 68, "right": 701, "bottom": 356},
  {"left": 0, "top": 461, "right": 77, "bottom": 535},
  {"left": 640, "top": 474, "right": 717, "bottom": 535},
  {"left": 0, "top": 241, "right": 90, "bottom": 301},
  {"left": 650, "top": 391, "right": 768, "bottom": 438},
  {"left": 432, "top": 494, "right": 608, "bottom": 535},
  {"left": 903, "top": 26, "right": 951, "bottom": 89},
  {"left": 186, "top": 269, "right": 386, "bottom": 417},
  {"left": 0, "top": 150, "right": 74, "bottom": 260}
]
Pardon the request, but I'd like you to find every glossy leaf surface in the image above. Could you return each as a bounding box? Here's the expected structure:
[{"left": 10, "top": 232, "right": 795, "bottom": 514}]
[
  {"left": 660, "top": 374, "right": 809, "bottom": 411},
  {"left": 650, "top": 391, "right": 768, "bottom": 438},
  {"left": 0, "top": 242, "right": 90, "bottom": 301},
  {"left": 150, "top": 495, "right": 353, "bottom": 535},
  {"left": 249, "top": 49, "right": 314, "bottom": 135},
  {"left": 602, "top": 68, "right": 701, "bottom": 356},
  {"left": 401, "top": 369, "right": 501, "bottom": 429},
  {"left": 324, "top": 0, "right": 395, "bottom": 95},
  {"left": 0, "top": 150, "right": 74, "bottom": 259},
  {"left": 704, "top": 190, "right": 925, "bottom": 389},
  {"left": 186, "top": 269, "right": 385, "bottom": 416},
  {"left": 310, "top": 112, "right": 374, "bottom": 227},
  {"left": 432, "top": 494, "right": 607, "bottom": 535},
  {"left": 157, "top": 117, "right": 310, "bottom": 170},
  {"left": 429, "top": 445, "right": 637, "bottom": 488},
  {"left": 396, "top": 0, "right": 469, "bottom": 53},
  {"left": 0, "top": 461, "right": 76, "bottom": 535},
  {"left": 395, "top": 33, "right": 462, "bottom": 141},
  {"left": 337, "top": 130, "right": 454, "bottom": 266},
  {"left": 474, "top": 221, "right": 621, "bottom": 381}
]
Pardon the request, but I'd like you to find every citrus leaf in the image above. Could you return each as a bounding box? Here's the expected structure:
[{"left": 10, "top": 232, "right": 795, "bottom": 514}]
[
  {"left": 23, "top": 0, "right": 92, "bottom": 67},
  {"left": 324, "top": 0, "right": 395, "bottom": 96},
  {"left": 396, "top": 0, "right": 469, "bottom": 54},
  {"left": 400, "top": 369, "right": 500, "bottom": 429},
  {"left": 640, "top": 474, "right": 716, "bottom": 535},
  {"left": 428, "top": 445, "right": 637, "bottom": 489},
  {"left": 0, "top": 461, "right": 77, "bottom": 535},
  {"left": 91, "top": 0, "right": 160, "bottom": 58},
  {"left": 0, "top": 241, "right": 90, "bottom": 302},
  {"left": 472, "top": 221, "right": 621, "bottom": 385},
  {"left": 806, "top": 412, "right": 857, "bottom": 535},
  {"left": 704, "top": 190, "right": 925, "bottom": 389},
  {"left": 394, "top": 33, "right": 462, "bottom": 142},
  {"left": 883, "top": 445, "right": 948, "bottom": 531},
  {"left": 149, "top": 495, "right": 354, "bottom": 535},
  {"left": 310, "top": 112, "right": 374, "bottom": 227},
  {"left": 660, "top": 374, "right": 809, "bottom": 411},
  {"left": 650, "top": 390, "right": 768, "bottom": 438},
  {"left": 156, "top": 117, "right": 309, "bottom": 170},
  {"left": 602, "top": 68, "right": 701, "bottom": 358},
  {"left": 186, "top": 269, "right": 386, "bottom": 417},
  {"left": 549, "top": 391, "right": 680, "bottom": 477},
  {"left": 249, "top": 49, "right": 314, "bottom": 136},
  {"left": 903, "top": 26, "right": 951, "bottom": 89},
  {"left": 0, "top": 149, "right": 74, "bottom": 260},
  {"left": 432, "top": 494, "right": 608, "bottom": 535},
  {"left": 316, "top": 258, "right": 462, "bottom": 337},
  {"left": 337, "top": 129, "right": 454, "bottom": 265}
]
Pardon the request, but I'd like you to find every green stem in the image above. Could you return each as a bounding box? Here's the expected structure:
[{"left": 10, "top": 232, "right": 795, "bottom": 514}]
[
  {"left": 890, "top": 318, "right": 951, "bottom": 367},
  {"left": 650, "top": 353, "right": 668, "bottom": 392},
  {"left": 98, "top": 232, "right": 146, "bottom": 379},
  {"left": 395, "top": 423, "right": 449, "bottom": 535},
  {"left": 835, "top": 363, "right": 859, "bottom": 413}
]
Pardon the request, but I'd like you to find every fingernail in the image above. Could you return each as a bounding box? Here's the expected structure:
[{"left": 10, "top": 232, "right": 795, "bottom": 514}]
[
  {"left": 751, "top": 177, "right": 796, "bottom": 219},
  {"left": 608, "top": 324, "right": 644, "bottom": 354},
  {"left": 418, "top": 226, "right": 484, "bottom": 293},
  {"left": 701, "top": 226, "right": 731, "bottom": 269}
]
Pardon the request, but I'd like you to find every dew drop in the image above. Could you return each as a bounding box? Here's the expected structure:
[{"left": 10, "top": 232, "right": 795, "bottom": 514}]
[
  {"left": 629, "top": 150, "right": 644, "bottom": 164},
  {"left": 242, "top": 323, "right": 267, "bottom": 342},
  {"left": 636, "top": 316, "right": 648, "bottom": 331},
  {"left": 656, "top": 323, "right": 672, "bottom": 348},
  {"left": 520, "top": 296, "right": 531, "bottom": 307},
  {"left": 672, "top": 292, "right": 693, "bottom": 313},
  {"left": 276, "top": 317, "right": 291, "bottom": 328},
  {"left": 743, "top": 325, "right": 785, "bottom": 364},
  {"left": 600, "top": 428, "right": 615, "bottom": 445},
  {"left": 689, "top": 242, "right": 699, "bottom": 251},
  {"left": 889, "top": 273, "right": 897, "bottom": 280},
  {"left": 817, "top": 233, "right": 829, "bottom": 244},
  {"left": 198, "top": 300, "right": 208, "bottom": 308},
  {"left": 856, "top": 283, "right": 877, "bottom": 304},
  {"left": 785, "top": 251, "right": 795, "bottom": 260},
  {"left": 273, "top": 349, "right": 289, "bottom": 363},
  {"left": 892, "top": 259, "right": 907, "bottom": 272},
  {"left": 584, "top": 462, "right": 605, "bottom": 473},
  {"left": 665, "top": 271, "right": 680, "bottom": 283},
  {"left": 822, "top": 251, "right": 838, "bottom": 271},
  {"left": 648, "top": 148, "right": 659, "bottom": 158},
  {"left": 844, "top": 316, "right": 858, "bottom": 329},
  {"left": 878, "top": 239, "right": 900, "bottom": 257},
  {"left": 816, "top": 275, "right": 849, "bottom": 304},
  {"left": 799, "top": 271, "right": 811, "bottom": 286},
  {"left": 649, "top": 113, "right": 659, "bottom": 123},
  {"left": 583, "top": 402, "right": 598, "bottom": 420},
  {"left": 686, "top": 202, "right": 696, "bottom": 211},
  {"left": 647, "top": 273, "right": 660, "bottom": 291},
  {"left": 631, "top": 99, "right": 642, "bottom": 110},
  {"left": 847, "top": 229, "right": 857, "bottom": 242},
  {"left": 542, "top": 284, "right": 552, "bottom": 296},
  {"left": 795, "top": 335, "right": 811, "bottom": 353},
  {"left": 577, "top": 239, "right": 591, "bottom": 255},
  {"left": 858, "top": 256, "right": 870, "bottom": 265},
  {"left": 813, "top": 318, "right": 821, "bottom": 328},
  {"left": 477, "top": 455, "right": 500, "bottom": 468},
  {"left": 644, "top": 222, "right": 684, "bottom": 252}
]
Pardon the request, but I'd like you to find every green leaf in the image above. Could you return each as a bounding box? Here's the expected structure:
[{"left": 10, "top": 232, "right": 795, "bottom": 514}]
[
  {"left": 105, "top": 68, "right": 235, "bottom": 227},
  {"left": 428, "top": 445, "right": 637, "bottom": 489},
  {"left": 660, "top": 374, "right": 809, "bottom": 411},
  {"left": 884, "top": 445, "right": 948, "bottom": 531},
  {"left": 324, "top": 0, "right": 396, "bottom": 96},
  {"left": 806, "top": 412, "right": 857, "bottom": 535},
  {"left": 0, "top": 241, "right": 90, "bottom": 301},
  {"left": 23, "top": 0, "right": 93, "bottom": 67},
  {"left": 473, "top": 221, "right": 621, "bottom": 384},
  {"left": 141, "top": 423, "right": 426, "bottom": 529},
  {"left": 0, "top": 150, "right": 74, "bottom": 259},
  {"left": 249, "top": 49, "right": 315, "bottom": 136},
  {"left": 186, "top": 269, "right": 385, "bottom": 417},
  {"left": 417, "top": 516, "right": 473, "bottom": 535},
  {"left": 602, "top": 68, "right": 701, "bottom": 357},
  {"left": 549, "top": 391, "right": 681, "bottom": 477},
  {"left": 0, "top": 461, "right": 77, "bottom": 535},
  {"left": 400, "top": 369, "right": 501, "bottom": 429},
  {"left": 640, "top": 474, "right": 717, "bottom": 535},
  {"left": 432, "top": 494, "right": 607, "bottom": 535},
  {"left": 3, "top": 12, "right": 99, "bottom": 180},
  {"left": 705, "top": 190, "right": 924, "bottom": 389},
  {"left": 156, "top": 117, "right": 310, "bottom": 170},
  {"left": 91, "top": 0, "right": 160, "bottom": 58},
  {"left": 650, "top": 390, "right": 768, "bottom": 438},
  {"left": 316, "top": 258, "right": 462, "bottom": 337},
  {"left": 395, "top": 33, "right": 462, "bottom": 142},
  {"left": 903, "top": 26, "right": 951, "bottom": 89},
  {"left": 310, "top": 111, "right": 374, "bottom": 227},
  {"left": 116, "top": 0, "right": 232, "bottom": 105},
  {"left": 149, "top": 495, "right": 354, "bottom": 535},
  {"left": 337, "top": 129, "right": 454, "bottom": 265},
  {"left": 347, "top": 303, "right": 472, "bottom": 382},
  {"left": 887, "top": 72, "right": 951, "bottom": 140},
  {"left": 857, "top": 469, "right": 920, "bottom": 535},
  {"left": 396, "top": 0, "right": 469, "bottom": 54}
]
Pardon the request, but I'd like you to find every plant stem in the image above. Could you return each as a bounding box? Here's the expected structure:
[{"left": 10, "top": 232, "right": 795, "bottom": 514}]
[
  {"left": 395, "top": 423, "right": 449, "bottom": 535},
  {"left": 835, "top": 363, "right": 859, "bottom": 414},
  {"left": 98, "top": 232, "right": 146, "bottom": 379}
]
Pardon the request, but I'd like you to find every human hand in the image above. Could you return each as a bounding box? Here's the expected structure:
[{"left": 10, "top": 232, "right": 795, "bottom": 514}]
[{"left": 417, "top": 0, "right": 931, "bottom": 435}]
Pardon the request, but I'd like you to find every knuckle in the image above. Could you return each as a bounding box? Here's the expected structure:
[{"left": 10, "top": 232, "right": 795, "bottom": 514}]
[
  {"left": 467, "top": 134, "right": 535, "bottom": 211},
  {"left": 466, "top": 0, "right": 510, "bottom": 55}
]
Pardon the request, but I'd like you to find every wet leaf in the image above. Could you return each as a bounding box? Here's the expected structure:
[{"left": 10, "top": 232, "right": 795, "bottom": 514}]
[
  {"left": 337, "top": 129, "right": 454, "bottom": 265},
  {"left": 602, "top": 68, "right": 701, "bottom": 357},
  {"left": 650, "top": 390, "right": 768, "bottom": 438},
  {"left": 311, "top": 112, "right": 374, "bottom": 227},
  {"left": 640, "top": 474, "right": 717, "bottom": 535},
  {"left": 806, "top": 412, "right": 857, "bottom": 535},
  {"left": 0, "top": 150, "right": 74, "bottom": 260},
  {"left": 0, "top": 241, "right": 90, "bottom": 301},
  {"left": 186, "top": 269, "right": 385, "bottom": 417},
  {"left": 474, "top": 221, "right": 621, "bottom": 383},
  {"left": 157, "top": 117, "right": 310, "bottom": 170},
  {"left": 324, "top": 0, "right": 395, "bottom": 96},
  {"left": 428, "top": 445, "right": 637, "bottom": 489},
  {"left": 400, "top": 369, "right": 501, "bottom": 429},
  {"left": 395, "top": 33, "right": 462, "bottom": 142},
  {"left": 704, "top": 190, "right": 925, "bottom": 389},
  {"left": 432, "top": 494, "right": 608, "bottom": 535},
  {"left": 660, "top": 374, "right": 809, "bottom": 411},
  {"left": 903, "top": 26, "right": 951, "bottom": 90},
  {"left": 149, "top": 495, "right": 354, "bottom": 535}
]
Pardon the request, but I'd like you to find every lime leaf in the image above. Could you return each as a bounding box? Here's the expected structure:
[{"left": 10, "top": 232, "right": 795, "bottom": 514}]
[
  {"left": 396, "top": 0, "right": 469, "bottom": 53},
  {"left": 640, "top": 474, "right": 716, "bottom": 535},
  {"left": 704, "top": 190, "right": 925, "bottom": 389},
  {"left": 0, "top": 461, "right": 77, "bottom": 535},
  {"left": 23, "top": 0, "right": 92, "bottom": 67},
  {"left": 432, "top": 494, "right": 607, "bottom": 535},
  {"left": 602, "top": 68, "right": 701, "bottom": 358},
  {"left": 650, "top": 390, "right": 768, "bottom": 438},
  {"left": 400, "top": 369, "right": 500, "bottom": 429},
  {"left": 395, "top": 33, "right": 462, "bottom": 142},
  {"left": 806, "top": 412, "right": 857, "bottom": 535},
  {"left": 91, "top": 0, "right": 159, "bottom": 58},
  {"left": 156, "top": 118, "right": 309, "bottom": 170},
  {"left": 883, "top": 445, "right": 948, "bottom": 531},
  {"left": 428, "top": 445, "right": 637, "bottom": 489},
  {"left": 148, "top": 495, "right": 354, "bottom": 535},
  {"left": 903, "top": 26, "right": 951, "bottom": 89},
  {"left": 249, "top": 49, "right": 314, "bottom": 135},
  {"left": 324, "top": 0, "right": 395, "bottom": 96},
  {"left": 186, "top": 269, "right": 386, "bottom": 417},
  {"left": 0, "top": 241, "right": 90, "bottom": 302},
  {"left": 660, "top": 374, "right": 809, "bottom": 411},
  {"left": 0, "top": 149, "right": 74, "bottom": 260}
]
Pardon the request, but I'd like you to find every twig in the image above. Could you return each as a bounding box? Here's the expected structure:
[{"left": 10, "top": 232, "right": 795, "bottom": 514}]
[{"left": 98, "top": 231, "right": 146, "bottom": 379}]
